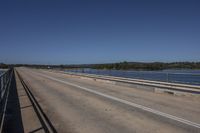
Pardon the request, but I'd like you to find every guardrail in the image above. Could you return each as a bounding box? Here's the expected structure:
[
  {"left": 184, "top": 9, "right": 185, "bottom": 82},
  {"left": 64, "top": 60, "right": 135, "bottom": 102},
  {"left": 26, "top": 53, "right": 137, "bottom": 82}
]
[
  {"left": 0, "top": 70, "right": 12, "bottom": 99},
  {"left": 0, "top": 69, "right": 13, "bottom": 131},
  {"left": 67, "top": 69, "right": 200, "bottom": 85},
  {"left": 54, "top": 70, "right": 200, "bottom": 95}
]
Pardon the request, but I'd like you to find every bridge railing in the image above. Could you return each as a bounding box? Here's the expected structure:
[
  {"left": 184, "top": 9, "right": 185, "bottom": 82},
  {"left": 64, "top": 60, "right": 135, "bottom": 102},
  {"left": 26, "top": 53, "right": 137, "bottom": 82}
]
[
  {"left": 60, "top": 70, "right": 200, "bottom": 95},
  {"left": 66, "top": 69, "right": 200, "bottom": 86},
  {"left": 0, "top": 70, "right": 12, "bottom": 101},
  {"left": 0, "top": 69, "right": 13, "bottom": 130}
]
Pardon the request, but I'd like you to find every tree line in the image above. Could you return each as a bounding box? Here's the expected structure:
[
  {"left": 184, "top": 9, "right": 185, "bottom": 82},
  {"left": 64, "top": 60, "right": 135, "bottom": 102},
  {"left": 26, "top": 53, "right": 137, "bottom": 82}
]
[
  {"left": 1, "top": 62, "right": 200, "bottom": 70},
  {"left": 90, "top": 62, "right": 200, "bottom": 70}
]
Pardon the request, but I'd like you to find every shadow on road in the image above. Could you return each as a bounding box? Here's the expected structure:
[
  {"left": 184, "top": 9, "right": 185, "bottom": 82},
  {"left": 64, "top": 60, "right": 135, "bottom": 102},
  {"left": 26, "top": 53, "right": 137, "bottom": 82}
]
[{"left": 3, "top": 72, "right": 24, "bottom": 133}]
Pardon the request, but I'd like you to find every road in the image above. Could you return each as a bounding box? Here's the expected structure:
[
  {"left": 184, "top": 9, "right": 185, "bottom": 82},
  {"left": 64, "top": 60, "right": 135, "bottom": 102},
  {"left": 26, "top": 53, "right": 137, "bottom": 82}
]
[{"left": 16, "top": 68, "right": 200, "bottom": 133}]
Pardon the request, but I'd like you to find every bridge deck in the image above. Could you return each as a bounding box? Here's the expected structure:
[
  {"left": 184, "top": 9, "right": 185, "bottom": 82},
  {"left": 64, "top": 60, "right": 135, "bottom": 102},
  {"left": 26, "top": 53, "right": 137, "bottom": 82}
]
[{"left": 4, "top": 67, "right": 200, "bottom": 133}]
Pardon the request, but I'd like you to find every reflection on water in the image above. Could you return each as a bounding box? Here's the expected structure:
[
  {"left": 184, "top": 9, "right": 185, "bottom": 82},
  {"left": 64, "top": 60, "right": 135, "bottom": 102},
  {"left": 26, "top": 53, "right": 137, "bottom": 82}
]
[{"left": 65, "top": 69, "right": 200, "bottom": 85}]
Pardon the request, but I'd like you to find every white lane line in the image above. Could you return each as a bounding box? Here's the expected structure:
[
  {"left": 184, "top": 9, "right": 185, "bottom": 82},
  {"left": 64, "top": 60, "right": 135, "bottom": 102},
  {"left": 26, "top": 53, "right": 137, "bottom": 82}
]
[{"left": 33, "top": 71, "right": 200, "bottom": 129}]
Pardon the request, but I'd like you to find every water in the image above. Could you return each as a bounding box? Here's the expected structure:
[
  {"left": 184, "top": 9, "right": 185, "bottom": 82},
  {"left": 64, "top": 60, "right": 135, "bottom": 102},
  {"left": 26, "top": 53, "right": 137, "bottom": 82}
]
[{"left": 65, "top": 69, "right": 200, "bottom": 86}]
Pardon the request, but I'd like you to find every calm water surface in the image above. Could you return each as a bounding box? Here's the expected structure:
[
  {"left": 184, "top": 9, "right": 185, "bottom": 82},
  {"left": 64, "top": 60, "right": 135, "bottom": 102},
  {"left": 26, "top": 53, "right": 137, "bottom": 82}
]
[{"left": 65, "top": 69, "right": 200, "bottom": 85}]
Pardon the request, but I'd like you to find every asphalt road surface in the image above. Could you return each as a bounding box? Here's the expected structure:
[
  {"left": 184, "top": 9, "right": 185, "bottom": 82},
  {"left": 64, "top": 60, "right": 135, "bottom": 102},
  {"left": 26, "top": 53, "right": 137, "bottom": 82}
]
[{"left": 16, "top": 68, "right": 200, "bottom": 133}]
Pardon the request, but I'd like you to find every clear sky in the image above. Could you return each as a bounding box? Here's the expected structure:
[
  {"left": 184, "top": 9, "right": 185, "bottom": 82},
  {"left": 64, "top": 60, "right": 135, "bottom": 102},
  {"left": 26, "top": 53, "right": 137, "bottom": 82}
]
[{"left": 0, "top": 0, "right": 200, "bottom": 64}]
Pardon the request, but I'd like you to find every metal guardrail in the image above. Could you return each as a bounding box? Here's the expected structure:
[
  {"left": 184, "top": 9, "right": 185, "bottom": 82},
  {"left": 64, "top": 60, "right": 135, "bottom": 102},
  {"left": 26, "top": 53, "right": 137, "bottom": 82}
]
[
  {"left": 74, "top": 72, "right": 200, "bottom": 89},
  {"left": 67, "top": 69, "right": 200, "bottom": 85},
  {"left": 57, "top": 71, "right": 200, "bottom": 94},
  {"left": 0, "top": 69, "right": 13, "bottom": 131},
  {"left": 0, "top": 70, "right": 12, "bottom": 99}
]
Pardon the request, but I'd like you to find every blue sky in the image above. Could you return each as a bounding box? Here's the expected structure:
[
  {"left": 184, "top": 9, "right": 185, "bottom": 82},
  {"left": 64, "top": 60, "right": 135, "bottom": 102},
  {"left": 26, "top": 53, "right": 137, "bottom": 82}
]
[{"left": 0, "top": 0, "right": 200, "bottom": 64}]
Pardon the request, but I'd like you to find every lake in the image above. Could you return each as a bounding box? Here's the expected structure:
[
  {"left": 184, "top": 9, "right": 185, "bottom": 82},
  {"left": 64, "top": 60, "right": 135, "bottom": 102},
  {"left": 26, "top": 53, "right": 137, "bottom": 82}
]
[{"left": 65, "top": 69, "right": 200, "bottom": 86}]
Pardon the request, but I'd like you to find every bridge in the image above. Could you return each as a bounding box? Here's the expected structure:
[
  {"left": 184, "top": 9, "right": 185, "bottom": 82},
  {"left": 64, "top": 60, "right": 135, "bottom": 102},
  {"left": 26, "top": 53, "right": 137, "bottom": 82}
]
[{"left": 0, "top": 68, "right": 200, "bottom": 133}]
